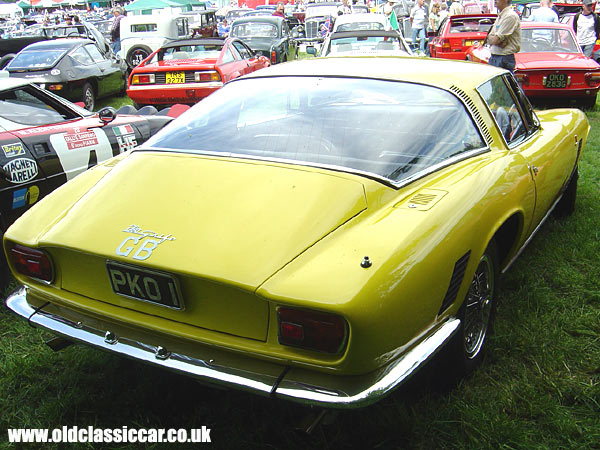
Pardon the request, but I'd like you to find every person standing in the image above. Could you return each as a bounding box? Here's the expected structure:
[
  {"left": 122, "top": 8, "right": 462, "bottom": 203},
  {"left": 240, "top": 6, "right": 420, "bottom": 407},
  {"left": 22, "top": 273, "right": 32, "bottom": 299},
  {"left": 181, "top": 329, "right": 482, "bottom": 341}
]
[
  {"left": 439, "top": 2, "right": 449, "bottom": 22},
  {"left": 449, "top": 0, "right": 464, "bottom": 16},
  {"left": 487, "top": 0, "right": 521, "bottom": 73},
  {"left": 410, "top": 0, "right": 427, "bottom": 54},
  {"left": 527, "top": 0, "right": 558, "bottom": 23},
  {"left": 573, "top": 0, "right": 600, "bottom": 58},
  {"left": 429, "top": 2, "right": 442, "bottom": 32},
  {"left": 110, "top": 7, "right": 125, "bottom": 54},
  {"left": 272, "top": 2, "right": 286, "bottom": 17}
]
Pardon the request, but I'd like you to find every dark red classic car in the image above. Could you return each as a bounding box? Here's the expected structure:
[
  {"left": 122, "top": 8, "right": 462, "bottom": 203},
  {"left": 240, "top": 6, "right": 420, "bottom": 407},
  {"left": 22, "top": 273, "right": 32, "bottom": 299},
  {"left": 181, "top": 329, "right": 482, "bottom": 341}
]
[
  {"left": 467, "top": 22, "right": 600, "bottom": 108},
  {"left": 127, "top": 37, "right": 270, "bottom": 108},
  {"left": 429, "top": 14, "right": 496, "bottom": 60}
]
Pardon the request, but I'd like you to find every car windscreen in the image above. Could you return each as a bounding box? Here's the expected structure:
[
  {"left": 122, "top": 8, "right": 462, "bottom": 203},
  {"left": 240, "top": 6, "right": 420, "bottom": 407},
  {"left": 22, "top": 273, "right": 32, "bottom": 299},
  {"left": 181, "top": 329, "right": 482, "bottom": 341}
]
[
  {"left": 520, "top": 28, "right": 579, "bottom": 53},
  {"left": 305, "top": 5, "right": 340, "bottom": 18},
  {"left": 336, "top": 22, "right": 385, "bottom": 32},
  {"left": 144, "top": 77, "right": 486, "bottom": 184},
  {"left": 449, "top": 18, "right": 494, "bottom": 33},
  {"left": 7, "top": 48, "right": 67, "bottom": 69},
  {"left": 326, "top": 36, "right": 408, "bottom": 54},
  {"left": 161, "top": 44, "right": 223, "bottom": 60},
  {"left": 231, "top": 23, "right": 278, "bottom": 38}
]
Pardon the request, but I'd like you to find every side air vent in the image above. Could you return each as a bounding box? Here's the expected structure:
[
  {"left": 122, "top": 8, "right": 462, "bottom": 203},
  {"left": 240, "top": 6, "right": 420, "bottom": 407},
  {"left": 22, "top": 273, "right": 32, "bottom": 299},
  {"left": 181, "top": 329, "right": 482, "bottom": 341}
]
[
  {"left": 438, "top": 250, "right": 471, "bottom": 316},
  {"left": 395, "top": 189, "right": 448, "bottom": 211},
  {"left": 449, "top": 85, "right": 493, "bottom": 146}
]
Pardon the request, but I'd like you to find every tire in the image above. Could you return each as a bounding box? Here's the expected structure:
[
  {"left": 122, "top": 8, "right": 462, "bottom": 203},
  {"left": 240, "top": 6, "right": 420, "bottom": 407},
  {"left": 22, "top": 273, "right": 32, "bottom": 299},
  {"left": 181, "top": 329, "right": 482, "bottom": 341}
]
[
  {"left": 0, "top": 53, "right": 15, "bottom": 69},
  {"left": 447, "top": 239, "right": 499, "bottom": 376},
  {"left": 0, "top": 232, "right": 10, "bottom": 291},
  {"left": 554, "top": 169, "right": 578, "bottom": 217},
  {"left": 127, "top": 46, "right": 151, "bottom": 69},
  {"left": 82, "top": 82, "right": 95, "bottom": 111}
]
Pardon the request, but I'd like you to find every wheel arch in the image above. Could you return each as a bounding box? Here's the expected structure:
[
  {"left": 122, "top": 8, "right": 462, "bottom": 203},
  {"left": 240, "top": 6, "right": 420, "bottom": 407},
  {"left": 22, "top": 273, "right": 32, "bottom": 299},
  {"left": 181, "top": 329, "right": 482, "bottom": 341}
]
[{"left": 489, "top": 211, "right": 524, "bottom": 272}]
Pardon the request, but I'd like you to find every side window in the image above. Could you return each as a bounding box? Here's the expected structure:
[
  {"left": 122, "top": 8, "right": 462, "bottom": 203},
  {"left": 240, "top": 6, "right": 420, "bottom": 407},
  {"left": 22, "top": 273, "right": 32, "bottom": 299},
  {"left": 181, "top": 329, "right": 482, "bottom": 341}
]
[
  {"left": 477, "top": 75, "right": 527, "bottom": 145},
  {"left": 70, "top": 47, "right": 94, "bottom": 65},
  {"left": 222, "top": 47, "right": 236, "bottom": 63},
  {"left": 85, "top": 44, "right": 105, "bottom": 63},
  {"left": 176, "top": 18, "right": 188, "bottom": 37},
  {"left": 233, "top": 41, "right": 250, "bottom": 59},
  {"left": 282, "top": 23, "right": 289, "bottom": 37}
]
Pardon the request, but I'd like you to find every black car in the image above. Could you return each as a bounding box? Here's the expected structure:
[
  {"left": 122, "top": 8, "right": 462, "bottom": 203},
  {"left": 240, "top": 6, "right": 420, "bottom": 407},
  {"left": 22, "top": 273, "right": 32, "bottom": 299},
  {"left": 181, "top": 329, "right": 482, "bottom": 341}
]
[
  {"left": 4, "top": 38, "right": 128, "bottom": 111},
  {"left": 0, "top": 21, "right": 112, "bottom": 69},
  {"left": 230, "top": 16, "right": 297, "bottom": 64}
]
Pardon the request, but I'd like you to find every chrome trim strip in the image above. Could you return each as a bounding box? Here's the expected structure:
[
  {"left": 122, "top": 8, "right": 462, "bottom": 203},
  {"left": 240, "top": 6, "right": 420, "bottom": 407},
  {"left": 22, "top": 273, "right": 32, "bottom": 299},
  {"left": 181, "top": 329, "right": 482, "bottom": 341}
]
[{"left": 5, "top": 287, "right": 460, "bottom": 408}]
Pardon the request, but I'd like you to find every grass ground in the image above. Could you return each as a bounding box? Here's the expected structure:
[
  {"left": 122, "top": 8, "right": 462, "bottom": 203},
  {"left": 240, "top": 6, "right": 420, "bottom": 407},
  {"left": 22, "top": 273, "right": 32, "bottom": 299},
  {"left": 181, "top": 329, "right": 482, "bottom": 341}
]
[{"left": 0, "top": 93, "right": 598, "bottom": 449}]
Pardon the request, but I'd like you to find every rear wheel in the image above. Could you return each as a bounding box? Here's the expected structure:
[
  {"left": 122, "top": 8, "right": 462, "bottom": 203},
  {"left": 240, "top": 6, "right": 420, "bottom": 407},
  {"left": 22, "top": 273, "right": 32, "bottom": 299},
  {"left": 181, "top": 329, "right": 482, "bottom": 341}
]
[
  {"left": 82, "top": 82, "right": 95, "bottom": 111},
  {"left": 447, "top": 240, "right": 498, "bottom": 376}
]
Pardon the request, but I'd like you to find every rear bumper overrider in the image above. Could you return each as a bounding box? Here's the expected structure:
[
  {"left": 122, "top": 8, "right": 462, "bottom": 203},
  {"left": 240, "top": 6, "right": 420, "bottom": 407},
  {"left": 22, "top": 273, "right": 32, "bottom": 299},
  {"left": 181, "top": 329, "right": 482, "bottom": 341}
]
[{"left": 6, "top": 286, "right": 460, "bottom": 409}]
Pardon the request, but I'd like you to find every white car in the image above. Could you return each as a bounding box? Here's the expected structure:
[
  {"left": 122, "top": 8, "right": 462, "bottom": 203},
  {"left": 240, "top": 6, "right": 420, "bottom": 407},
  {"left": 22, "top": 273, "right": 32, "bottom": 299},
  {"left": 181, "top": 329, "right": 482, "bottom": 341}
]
[
  {"left": 331, "top": 12, "right": 387, "bottom": 33},
  {"left": 120, "top": 14, "right": 190, "bottom": 68}
]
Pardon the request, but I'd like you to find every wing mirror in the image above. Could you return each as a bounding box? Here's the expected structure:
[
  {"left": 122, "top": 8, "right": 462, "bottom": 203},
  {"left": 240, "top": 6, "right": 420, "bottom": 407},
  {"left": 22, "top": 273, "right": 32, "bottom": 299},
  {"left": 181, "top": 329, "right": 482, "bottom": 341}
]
[{"left": 97, "top": 106, "right": 117, "bottom": 125}]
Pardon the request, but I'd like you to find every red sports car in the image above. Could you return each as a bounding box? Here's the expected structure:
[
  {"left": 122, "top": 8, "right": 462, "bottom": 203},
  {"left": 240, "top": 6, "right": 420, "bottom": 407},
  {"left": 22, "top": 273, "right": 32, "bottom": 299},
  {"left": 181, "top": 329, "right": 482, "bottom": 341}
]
[
  {"left": 127, "top": 37, "right": 270, "bottom": 108},
  {"left": 429, "top": 14, "right": 496, "bottom": 60},
  {"left": 467, "top": 22, "right": 600, "bottom": 108}
]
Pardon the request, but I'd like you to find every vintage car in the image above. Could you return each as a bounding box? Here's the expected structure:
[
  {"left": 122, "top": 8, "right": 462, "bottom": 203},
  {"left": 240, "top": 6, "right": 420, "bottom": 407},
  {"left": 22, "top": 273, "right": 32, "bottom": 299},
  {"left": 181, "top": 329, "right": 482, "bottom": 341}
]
[
  {"left": 330, "top": 12, "right": 387, "bottom": 33},
  {"left": 301, "top": 2, "right": 342, "bottom": 42},
  {"left": 309, "top": 30, "right": 412, "bottom": 57},
  {"left": 4, "top": 38, "right": 128, "bottom": 111},
  {"left": 429, "top": 14, "right": 496, "bottom": 60},
  {"left": 230, "top": 16, "right": 298, "bottom": 64},
  {"left": 119, "top": 14, "right": 191, "bottom": 69},
  {"left": 127, "top": 37, "right": 270, "bottom": 108},
  {"left": 467, "top": 22, "right": 600, "bottom": 108},
  {"left": 0, "top": 76, "right": 185, "bottom": 286},
  {"left": 3, "top": 57, "right": 587, "bottom": 408},
  {"left": 186, "top": 9, "right": 219, "bottom": 38}
]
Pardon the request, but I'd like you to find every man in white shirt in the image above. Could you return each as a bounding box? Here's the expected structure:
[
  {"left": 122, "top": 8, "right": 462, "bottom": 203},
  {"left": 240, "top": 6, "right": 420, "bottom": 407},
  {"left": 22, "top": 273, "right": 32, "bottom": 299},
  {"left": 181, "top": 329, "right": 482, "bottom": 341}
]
[
  {"left": 574, "top": 0, "right": 600, "bottom": 57},
  {"left": 410, "top": 0, "right": 427, "bottom": 54}
]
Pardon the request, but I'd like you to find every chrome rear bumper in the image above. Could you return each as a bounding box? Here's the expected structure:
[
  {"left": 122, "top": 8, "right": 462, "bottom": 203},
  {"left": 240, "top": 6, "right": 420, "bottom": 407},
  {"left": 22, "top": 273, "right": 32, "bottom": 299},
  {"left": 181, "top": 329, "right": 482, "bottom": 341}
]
[{"left": 6, "top": 286, "right": 460, "bottom": 408}]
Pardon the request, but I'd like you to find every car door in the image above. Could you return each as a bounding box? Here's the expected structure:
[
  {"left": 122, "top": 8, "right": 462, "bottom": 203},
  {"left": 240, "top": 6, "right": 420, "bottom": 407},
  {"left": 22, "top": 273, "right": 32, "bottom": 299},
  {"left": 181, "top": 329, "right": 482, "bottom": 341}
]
[
  {"left": 478, "top": 74, "right": 577, "bottom": 234},
  {"left": 84, "top": 43, "right": 123, "bottom": 97},
  {"left": 231, "top": 40, "right": 255, "bottom": 76}
]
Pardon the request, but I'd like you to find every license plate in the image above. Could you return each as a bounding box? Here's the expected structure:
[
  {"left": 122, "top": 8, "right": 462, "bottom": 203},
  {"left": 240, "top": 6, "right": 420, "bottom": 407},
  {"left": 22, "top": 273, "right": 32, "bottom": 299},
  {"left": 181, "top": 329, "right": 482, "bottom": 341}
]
[
  {"left": 106, "top": 261, "right": 183, "bottom": 309},
  {"left": 545, "top": 73, "right": 567, "bottom": 88},
  {"left": 465, "top": 40, "right": 472, "bottom": 46},
  {"left": 166, "top": 72, "right": 185, "bottom": 84}
]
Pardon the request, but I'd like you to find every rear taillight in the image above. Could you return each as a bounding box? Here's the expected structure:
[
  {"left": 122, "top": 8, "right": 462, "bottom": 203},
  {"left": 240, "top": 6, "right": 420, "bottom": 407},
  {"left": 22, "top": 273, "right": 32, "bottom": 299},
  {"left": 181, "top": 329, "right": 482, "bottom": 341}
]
[
  {"left": 515, "top": 73, "right": 529, "bottom": 86},
  {"left": 194, "top": 71, "right": 221, "bottom": 82},
  {"left": 131, "top": 74, "right": 155, "bottom": 85},
  {"left": 8, "top": 243, "right": 53, "bottom": 283},
  {"left": 277, "top": 307, "right": 348, "bottom": 354},
  {"left": 585, "top": 72, "right": 600, "bottom": 87},
  {"left": 441, "top": 39, "right": 451, "bottom": 51},
  {"left": 271, "top": 51, "right": 277, "bottom": 64}
]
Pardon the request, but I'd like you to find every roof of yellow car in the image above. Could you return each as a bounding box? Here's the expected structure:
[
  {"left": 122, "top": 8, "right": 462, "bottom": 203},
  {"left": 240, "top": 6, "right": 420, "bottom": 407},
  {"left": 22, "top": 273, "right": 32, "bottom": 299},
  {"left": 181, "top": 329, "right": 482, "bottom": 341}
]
[{"left": 241, "top": 56, "right": 505, "bottom": 89}]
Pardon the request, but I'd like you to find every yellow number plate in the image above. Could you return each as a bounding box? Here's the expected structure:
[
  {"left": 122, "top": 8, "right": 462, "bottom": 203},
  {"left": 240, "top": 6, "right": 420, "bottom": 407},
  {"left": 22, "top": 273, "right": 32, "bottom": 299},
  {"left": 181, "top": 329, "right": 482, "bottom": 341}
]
[{"left": 166, "top": 72, "right": 185, "bottom": 84}]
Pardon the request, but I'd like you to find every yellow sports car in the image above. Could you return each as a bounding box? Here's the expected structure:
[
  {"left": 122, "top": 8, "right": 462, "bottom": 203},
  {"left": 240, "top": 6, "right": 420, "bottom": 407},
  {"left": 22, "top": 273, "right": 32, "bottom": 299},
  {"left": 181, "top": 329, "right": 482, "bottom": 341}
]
[{"left": 3, "top": 57, "right": 587, "bottom": 408}]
